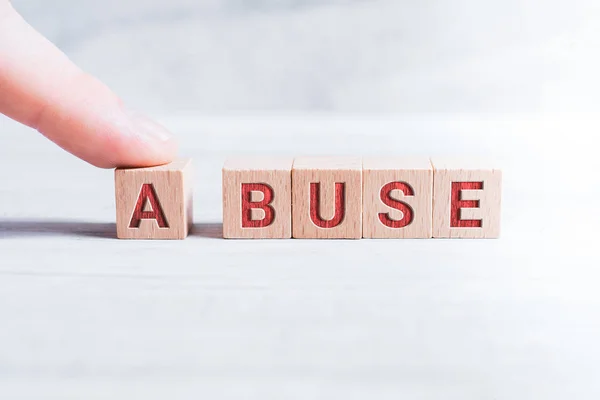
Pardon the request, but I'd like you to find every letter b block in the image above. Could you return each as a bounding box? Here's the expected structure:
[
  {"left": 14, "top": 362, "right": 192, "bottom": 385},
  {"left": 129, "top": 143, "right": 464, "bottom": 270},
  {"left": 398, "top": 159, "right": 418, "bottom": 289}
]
[
  {"left": 115, "top": 159, "right": 193, "bottom": 239},
  {"left": 222, "top": 158, "right": 293, "bottom": 239},
  {"left": 432, "top": 158, "right": 502, "bottom": 238},
  {"left": 292, "top": 157, "right": 362, "bottom": 239}
]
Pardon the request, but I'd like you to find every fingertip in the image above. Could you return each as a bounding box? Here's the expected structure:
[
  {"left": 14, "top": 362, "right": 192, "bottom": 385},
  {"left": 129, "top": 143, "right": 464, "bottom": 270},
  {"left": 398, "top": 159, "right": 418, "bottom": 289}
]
[
  {"left": 76, "top": 111, "right": 180, "bottom": 170},
  {"left": 87, "top": 138, "right": 179, "bottom": 170},
  {"left": 0, "top": 7, "right": 180, "bottom": 170},
  {"left": 107, "top": 128, "right": 180, "bottom": 170},
  {"left": 31, "top": 72, "right": 179, "bottom": 169}
]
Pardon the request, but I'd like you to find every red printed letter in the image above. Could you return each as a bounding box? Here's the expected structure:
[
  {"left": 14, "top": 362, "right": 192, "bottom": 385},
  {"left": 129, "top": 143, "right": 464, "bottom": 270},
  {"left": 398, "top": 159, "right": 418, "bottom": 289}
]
[
  {"left": 378, "top": 182, "right": 414, "bottom": 228},
  {"left": 129, "top": 183, "right": 169, "bottom": 228},
  {"left": 451, "top": 182, "right": 483, "bottom": 228},
  {"left": 310, "top": 182, "right": 345, "bottom": 228},
  {"left": 241, "top": 183, "right": 275, "bottom": 228}
]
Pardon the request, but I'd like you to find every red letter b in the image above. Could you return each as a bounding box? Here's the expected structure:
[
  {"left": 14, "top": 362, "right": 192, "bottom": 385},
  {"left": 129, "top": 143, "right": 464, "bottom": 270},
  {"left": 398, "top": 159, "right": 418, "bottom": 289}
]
[{"left": 241, "top": 183, "right": 275, "bottom": 228}]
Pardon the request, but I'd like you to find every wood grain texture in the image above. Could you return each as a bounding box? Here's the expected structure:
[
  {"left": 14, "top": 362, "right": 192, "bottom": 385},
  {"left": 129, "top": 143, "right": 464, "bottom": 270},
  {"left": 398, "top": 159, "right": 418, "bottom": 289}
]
[
  {"left": 431, "top": 158, "right": 502, "bottom": 238},
  {"left": 115, "top": 158, "right": 193, "bottom": 239},
  {"left": 2, "top": 114, "right": 593, "bottom": 400},
  {"left": 363, "top": 157, "right": 433, "bottom": 238},
  {"left": 222, "top": 157, "right": 293, "bottom": 239},
  {"left": 292, "top": 157, "right": 362, "bottom": 239}
]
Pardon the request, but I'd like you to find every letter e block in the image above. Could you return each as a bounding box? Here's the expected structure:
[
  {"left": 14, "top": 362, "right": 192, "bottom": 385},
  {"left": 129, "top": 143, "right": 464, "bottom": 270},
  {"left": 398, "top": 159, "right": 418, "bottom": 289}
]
[
  {"left": 432, "top": 158, "right": 502, "bottom": 238},
  {"left": 363, "top": 157, "right": 433, "bottom": 238},
  {"left": 292, "top": 157, "right": 362, "bottom": 239},
  {"left": 115, "top": 159, "right": 193, "bottom": 239},
  {"left": 222, "top": 158, "right": 293, "bottom": 239}
]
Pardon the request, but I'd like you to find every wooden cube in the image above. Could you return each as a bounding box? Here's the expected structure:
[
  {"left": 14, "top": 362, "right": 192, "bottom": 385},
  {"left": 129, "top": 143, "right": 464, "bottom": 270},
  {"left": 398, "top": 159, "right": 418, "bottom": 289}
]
[
  {"left": 222, "top": 157, "right": 293, "bottom": 239},
  {"left": 363, "top": 157, "right": 433, "bottom": 238},
  {"left": 115, "top": 159, "right": 193, "bottom": 239},
  {"left": 292, "top": 157, "right": 362, "bottom": 239},
  {"left": 432, "top": 158, "right": 502, "bottom": 238}
]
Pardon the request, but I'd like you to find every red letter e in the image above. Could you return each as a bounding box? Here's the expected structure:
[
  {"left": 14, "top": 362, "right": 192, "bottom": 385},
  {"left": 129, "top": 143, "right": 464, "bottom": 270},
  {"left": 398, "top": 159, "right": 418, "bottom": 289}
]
[{"left": 451, "top": 182, "right": 483, "bottom": 228}]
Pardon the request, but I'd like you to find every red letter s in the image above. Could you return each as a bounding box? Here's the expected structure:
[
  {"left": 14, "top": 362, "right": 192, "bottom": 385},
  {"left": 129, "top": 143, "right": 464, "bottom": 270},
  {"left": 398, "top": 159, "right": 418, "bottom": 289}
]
[{"left": 378, "top": 182, "right": 414, "bottom": 228}]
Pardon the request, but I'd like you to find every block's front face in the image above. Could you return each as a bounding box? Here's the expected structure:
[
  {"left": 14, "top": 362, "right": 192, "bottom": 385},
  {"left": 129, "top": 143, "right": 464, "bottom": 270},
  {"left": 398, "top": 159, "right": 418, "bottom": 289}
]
[
  {"left": 115, "top": 159, "right": 193, "bottom": 240},
  {"left": 432, "top": 165, "right": 502, "bottom": 238},
  {"left": 363, "top": 158, "right": 433, "bottom": 238},
  {"left": 292, "top": 157, "right": 362, "bottom": 239},
  {"left": 222, "top": 158, "right": 292, "bottom": 239}
]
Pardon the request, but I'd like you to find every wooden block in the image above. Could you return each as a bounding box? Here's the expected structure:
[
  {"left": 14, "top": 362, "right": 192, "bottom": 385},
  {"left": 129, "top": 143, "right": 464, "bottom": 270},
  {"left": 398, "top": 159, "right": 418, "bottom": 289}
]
[
  {"left": 292, "top": 157, "right": 362, "bottom": 239},
  {"left": 431, "top": 158, "right": 502, "bottom": 238},
  {"left": 363, "top": 157, "right": 433, "bottom": 238},
  {"left": 115, "top": 159, "right": 193, "bottom": 240},
  {"left": 222, "top": 157, "right": 293, "bottom": 239}
]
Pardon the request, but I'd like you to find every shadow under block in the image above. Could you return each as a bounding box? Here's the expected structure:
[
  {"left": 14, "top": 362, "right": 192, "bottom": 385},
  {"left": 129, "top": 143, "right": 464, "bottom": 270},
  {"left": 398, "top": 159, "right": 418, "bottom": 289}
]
[
  {"left": 292, "top": 157, "right": 362, "bottom": 239},
  {"left": 222, "top": 157, "right": 293, "bottom": 239},
  {"left": 115, "top": 159, "right": 193, "bottom": 239},
  {"left": 362, "top": 157, "right": 433, "bottom": 238},
  {"left": 431, "top": 158, "right": 502, "bottom": 238}
]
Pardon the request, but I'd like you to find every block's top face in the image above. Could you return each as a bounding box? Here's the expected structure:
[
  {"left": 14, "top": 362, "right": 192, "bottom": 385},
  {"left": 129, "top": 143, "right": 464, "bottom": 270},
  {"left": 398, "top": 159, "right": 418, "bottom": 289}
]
[
  {"left": 223, "top": 157, "right": 293, "bottom": 171},
  {"left": 293, "top": 156, "right": 362, "bottom": 170},
  {"left": 430, "top": 157, "right": 501, "bottom": 171},
  {"left": 116, "top": 158, "right": 192, "bottom": 174},
  {"left": 363, "top": 157, "right": 433, "bottom": 171}
]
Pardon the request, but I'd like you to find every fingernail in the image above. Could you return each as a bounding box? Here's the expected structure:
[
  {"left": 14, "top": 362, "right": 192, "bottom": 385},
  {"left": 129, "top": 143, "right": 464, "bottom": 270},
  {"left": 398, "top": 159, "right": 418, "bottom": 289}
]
[{"left": 123, "top": 108, "right": 173, "bottom": 142}]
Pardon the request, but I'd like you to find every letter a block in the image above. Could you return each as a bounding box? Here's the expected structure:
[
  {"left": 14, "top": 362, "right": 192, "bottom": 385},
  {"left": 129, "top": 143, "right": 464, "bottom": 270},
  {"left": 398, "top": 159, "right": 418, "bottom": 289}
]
[
  {"left": 115, "top": 159, "right": 193, "bottom": 239},
  {"left": 363, "top": 157, "right": 433, "bottom": 238},
  {"left": 222, "top": 158, "right": 293, "bottom": 239},
  {"left": 292, "top": 157, "right": 362, "bottom": 239},
  {"left": 432, "top": 158, "right": 502, "bottom": 238}
]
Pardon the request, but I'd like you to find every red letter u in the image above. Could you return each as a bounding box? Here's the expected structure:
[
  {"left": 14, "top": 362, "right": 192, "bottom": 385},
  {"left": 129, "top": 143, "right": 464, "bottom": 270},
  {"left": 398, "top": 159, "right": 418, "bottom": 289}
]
[{"left": 310, "top": 182, "right": 345, "bottom": 228}]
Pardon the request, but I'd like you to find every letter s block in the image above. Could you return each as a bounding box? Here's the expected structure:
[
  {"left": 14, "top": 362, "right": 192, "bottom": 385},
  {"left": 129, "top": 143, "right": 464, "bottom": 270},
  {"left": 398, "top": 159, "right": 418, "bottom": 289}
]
[
  {"left": 115, "top": 159, "right": 193, "bottom": 239},
  {"left": 431, "top": 158, "right": 502, "bottom": 238},
  {"left": 292, "top": 157, "right": 362, "bottom": 239},
  {"left": 222, "top": 158, "right": 293, "bottom": 239},
  {"left": 363, "top": 157, "right": 433, "bottom": 238}
]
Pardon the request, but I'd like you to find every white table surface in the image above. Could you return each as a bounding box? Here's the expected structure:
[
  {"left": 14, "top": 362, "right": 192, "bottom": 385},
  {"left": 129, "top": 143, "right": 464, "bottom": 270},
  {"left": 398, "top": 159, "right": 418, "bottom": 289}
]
[
  {"left": 1, "top": 113, "right": 598, "bottom": 399},
  {"left": 3, "top": 0, "right": 600, "bottom": 397}
]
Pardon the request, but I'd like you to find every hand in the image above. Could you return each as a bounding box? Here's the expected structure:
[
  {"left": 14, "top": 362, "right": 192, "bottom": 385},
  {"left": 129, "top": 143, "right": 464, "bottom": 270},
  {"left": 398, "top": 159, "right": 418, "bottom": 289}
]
[{"left": 0, "top": 1, "right": 177, "bottom": 168}]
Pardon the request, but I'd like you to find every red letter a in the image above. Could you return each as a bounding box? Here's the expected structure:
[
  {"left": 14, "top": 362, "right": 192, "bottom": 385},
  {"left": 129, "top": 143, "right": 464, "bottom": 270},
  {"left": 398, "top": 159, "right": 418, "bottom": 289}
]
[
  {"left": 129, "top": 184, "right": 169, "bottom": 228},
  {"left": 378, "top": 182, "right": 414, "bottom": 228},
  {"left": 241, "top": 183, "right": 275, "bottom": 228},
  {"left": 451, "top": 182, "right": 483, "bottom": 228},
  {"left": 310, "top": 182, "right": 345, "bottom": 228}
]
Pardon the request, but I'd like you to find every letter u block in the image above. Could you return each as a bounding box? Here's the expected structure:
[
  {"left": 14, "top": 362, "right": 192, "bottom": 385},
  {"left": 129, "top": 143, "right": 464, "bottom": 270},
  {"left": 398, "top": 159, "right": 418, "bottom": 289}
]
[
  {"left": 115, "top": 159, "right": 193, "bottom": 239},
  {"left": 432, "top": 158, "right": 502, "bottom": 238},
  {"left": 363, "top": 157, "right": 433, "bottom": 238},
  {"left": 292, "top": 157, "right": 362, "bottom": 239},
  {"left": 222, "top": 158, "right": 293, "bottom": 239}
]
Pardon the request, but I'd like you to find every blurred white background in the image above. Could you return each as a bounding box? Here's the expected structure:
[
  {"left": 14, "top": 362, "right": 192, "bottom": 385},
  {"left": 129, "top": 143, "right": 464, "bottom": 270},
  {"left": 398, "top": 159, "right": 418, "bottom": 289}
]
[
  {"left": 10, "top": 0, "right": 600, "bottom": 114},
  {"left": 2, "top": 2, "right": 600, "bottom": 399},
  {"left": 7, "top": 0, "right": 598, "bottom": 234}
]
